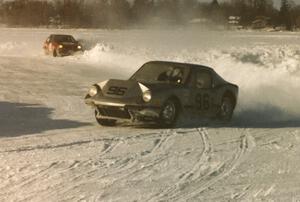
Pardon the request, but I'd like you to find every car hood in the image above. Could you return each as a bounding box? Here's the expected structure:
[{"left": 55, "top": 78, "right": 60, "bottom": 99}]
[
  {"left": 97, "top": 79, "right": 143, "bottom": 99},
  {"left": 139, "top": 81, "right": 179, "bottom": 91},
  {"left": 60, "top": 42, "right": 78, "bottom": 46},
  {"left": 95, "top": 79, "right": 179, "bottom": 99}
]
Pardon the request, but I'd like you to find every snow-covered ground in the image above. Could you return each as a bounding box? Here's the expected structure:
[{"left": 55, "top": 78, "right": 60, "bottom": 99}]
[{"left": 0, "top": 28, "right": 300, "bottom": 201}]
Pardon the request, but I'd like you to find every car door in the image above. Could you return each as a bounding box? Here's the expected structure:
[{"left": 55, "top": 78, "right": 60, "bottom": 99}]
[{"left": 190, "top": 69, "right": 218, "bottom": 117}]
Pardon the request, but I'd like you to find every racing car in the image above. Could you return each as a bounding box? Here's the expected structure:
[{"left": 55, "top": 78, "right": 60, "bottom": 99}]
[
  {"left": 43, "top": 34, "right": 82, "bottom": 57},
  {"left": 85, "top": 61, "right": 238, "bottom": 127}
]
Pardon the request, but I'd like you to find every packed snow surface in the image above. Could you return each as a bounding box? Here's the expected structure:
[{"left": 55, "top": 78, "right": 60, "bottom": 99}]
[{"left": 0, "top": 28, "right": 300, "bottom": 201}]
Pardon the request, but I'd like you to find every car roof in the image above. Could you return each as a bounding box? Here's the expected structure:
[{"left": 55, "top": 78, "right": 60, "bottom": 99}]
[
  {"left": 143, "top": 60, "right": 229, "bottom": 85},
  {"left": 145, "top": 60, "right": 214, "bottom": 72},
  {"left": 50, "top": 34, "right": 73, "bottom": 37},
  {"left": 50, "top": 34, "right": 74, "bottom": 38}
]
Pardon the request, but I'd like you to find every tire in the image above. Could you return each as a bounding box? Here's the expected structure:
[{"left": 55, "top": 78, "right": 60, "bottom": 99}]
[
  {"left": 53, "top": 49, "right": 57, "bottom": 57},
  {"left": 159, "top": 99, "right": 179, "bottom": 127},
  {"left": 95, "top": 110, "right": 116, "bottom": 126},
  {"left": 218, "top": 96, "right": 234, "bottom": 121}
]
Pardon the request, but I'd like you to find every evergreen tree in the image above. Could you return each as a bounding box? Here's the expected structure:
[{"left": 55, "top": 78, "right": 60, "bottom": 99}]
[
  {"left": 155, "top": 0, "right": 182, "bottom": 24},
  {"left": 210, "top": 0, "right": 226, "bottom": 24},
  {"left": 131, "top": 0, "right": 154, "bottom": 24},
  {"left": 280, "top": 0, "right": 292, "bottom": 30},
  {"left": 87, "top": 0, "right": 109, "bottom": 28},
  {"left": 108, "top": 0, "right": 131, "bottom": 28},
  {"left": 180, "top": 0, "right": 197, "bottom": 22},
  {"left": 211, "top": 0, "right": 220, "bottom": 8},
  {"left": 0, "top": 0, "right": 298, "bottom": 30}
]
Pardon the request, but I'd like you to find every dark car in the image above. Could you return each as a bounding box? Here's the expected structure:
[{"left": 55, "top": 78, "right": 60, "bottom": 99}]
[
  {"left": 43, "top": 34, "right": 83, "bottom": 57},
  {"left": 85, "top": 61, "right": 239, "bottom": 127}
]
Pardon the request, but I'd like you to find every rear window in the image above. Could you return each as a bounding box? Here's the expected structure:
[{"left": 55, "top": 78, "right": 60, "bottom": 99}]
[{"left": 195, "top": 71, "right": 212, "bottom": 89}]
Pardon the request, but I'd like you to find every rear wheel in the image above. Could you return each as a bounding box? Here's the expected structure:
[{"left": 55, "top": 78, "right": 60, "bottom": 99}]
[
  {"left": 159, "top": 99, "right": 179, "bottom": 127},
  {"left": 218, "top": 96, "right": 234, "bottom": 121},
  {"left": 95, "top": 110, "right": 116, "bottom": 126}
]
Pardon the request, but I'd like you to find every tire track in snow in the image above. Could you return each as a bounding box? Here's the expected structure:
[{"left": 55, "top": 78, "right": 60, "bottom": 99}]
[
  {"left": 147, "top": 128, "right": 210, "bottom": 202},
  {"left": 0, "top": 161, "right": 63, "bottom": 199},
  {"left": 232, "top": 183, "right": 276, "bottom": 201},
  {"left": 33, "top": 130, "right": 176, "bottom": 201},
  {"left": 180, "top": 130, "right": 255, "bottom": 201},
  {"left": 90, "top": 129, "right": 187, "bottom": 201},
  {"left": 96, "top": 130, "right": 174, "bottom": 181},
  {"left": 0, "top": 135, "right": 124, "bottom": 199},
  {"left": 150, "top": 128, "right": 255, "bottom": 202},
  {"left": 179, "top": 128, "right": 211, "bottom": 182},
  {"left": 58, "top": 130, "right": 172, "bottom": 190},
  {"left": 0, "top": 139, "right": 111, "bottom": 154},
  {"left": 0, "top": 131, "right": 166, "bottom": 154}
]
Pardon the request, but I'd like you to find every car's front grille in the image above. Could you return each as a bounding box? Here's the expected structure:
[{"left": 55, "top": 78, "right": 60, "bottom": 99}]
[
  {"left": 98, "top": 106, "right": 131, "bottom": 119},
  {"left": 62, "top": 46, "right": 76, "bottom": 51}
]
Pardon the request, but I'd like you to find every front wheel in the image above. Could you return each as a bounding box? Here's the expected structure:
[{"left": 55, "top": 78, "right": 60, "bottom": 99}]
[
  {"left": 218, "top": 97, "right": 234, "bottom": 121},
  {"left": 95, "top": 110, "right": 116, "bottom": 126},
  {"left": 159, "top": 99, "right": 179, "bottom": 127},
  {"left": 53, "top": 49, "right": 57, "bottom": 57}
]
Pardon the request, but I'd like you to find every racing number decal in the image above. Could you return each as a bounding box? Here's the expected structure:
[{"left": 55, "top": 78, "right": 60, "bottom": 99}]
[
  {"left": 196, "top": 93, "right": 210, "bottom": 110},
  {"left": 107, "top": 86, "right": 127, "bottom": 96}
]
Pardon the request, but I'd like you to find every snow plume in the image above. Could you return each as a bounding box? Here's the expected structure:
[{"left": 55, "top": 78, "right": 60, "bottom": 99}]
[
  {"left": 81, "top": 42, "right": 146, "bottom": 76},
  {"left": 189, "top": 47, "right": 300, "bottom": 125},
  {"left": 208, "top": 47, "right": 300, "bottom": 125},
  {"left": 0, "top": 42, "right": 29, "bottom": 56},
  {"left": 82, "top": 42, "right": 300, "bottom": 125}
]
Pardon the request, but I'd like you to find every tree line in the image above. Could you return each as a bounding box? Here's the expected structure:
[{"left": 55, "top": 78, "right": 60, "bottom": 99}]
[{"left": 0, "top": 0, "right": 299, "bottom": 30}]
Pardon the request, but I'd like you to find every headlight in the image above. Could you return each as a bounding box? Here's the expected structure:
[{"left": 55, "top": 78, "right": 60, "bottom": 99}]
[
  {"left": 58, "top": 44, "right": 63, "bottom": 48},
  {"left": 142, "top": 90, "right": 152, "bottom": 102},
  {"left": 88, "top": 86, "right": 98, "bottom": 96},
  {"left": 77, "top": 45, "right": 82, "bottom": 49}
]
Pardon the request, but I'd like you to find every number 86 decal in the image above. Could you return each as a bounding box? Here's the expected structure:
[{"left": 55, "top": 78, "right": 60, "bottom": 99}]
[{"left": 196, "top": 93, "right": 210, "bottom": 110}]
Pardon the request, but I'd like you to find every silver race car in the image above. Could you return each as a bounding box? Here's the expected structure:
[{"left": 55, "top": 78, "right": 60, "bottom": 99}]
[{"left": 85, "top": 61, "right": 238, "bottom": 127}]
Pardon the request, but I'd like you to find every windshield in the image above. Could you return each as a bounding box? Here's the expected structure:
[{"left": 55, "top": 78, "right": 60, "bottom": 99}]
[
  {"left": 130, "top": 62, "right": 190, "bottom": 84},
  {"left": 52, "top": 35, "right": 75, "bottom": 43}
]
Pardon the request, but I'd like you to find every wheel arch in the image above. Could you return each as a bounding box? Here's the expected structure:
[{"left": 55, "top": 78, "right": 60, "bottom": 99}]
[
  {"left": 159, "top": 95, "right": 182, "bottom": 127},
  {"left": 166, "top": 95, "right": 182, "bottom": 111},
  {"left": 53, "top": 49, "right": 58, "bottom": 57},
  {"left": 222, "top": 91, "right": 237, "bottom": 108}
]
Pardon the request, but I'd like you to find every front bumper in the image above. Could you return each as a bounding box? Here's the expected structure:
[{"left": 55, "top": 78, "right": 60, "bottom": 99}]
[
  {"left": 57, "top": 48, "right": 82, "bottom": 56},
  {"left": 85, "top": 97, "right": 161, "bottom": 121}
]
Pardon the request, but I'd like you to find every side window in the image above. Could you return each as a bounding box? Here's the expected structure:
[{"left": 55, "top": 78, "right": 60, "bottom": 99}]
[{"left": 195, "top": 71, "right": 212, "bottom": 89}]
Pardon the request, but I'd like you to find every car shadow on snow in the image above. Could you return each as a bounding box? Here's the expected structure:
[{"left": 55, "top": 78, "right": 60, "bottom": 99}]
[
  {"left": 0, "top": 101, "right": 90, "bottom": 137},
  {"left": 227, "top": 104, "right": 300, "bottom": 128},
  {"left": 121, "top": 105, "right": 300, "bottom": 129},
  {"left": 206, "top": 106, "right": 300, "bottom": 129}
]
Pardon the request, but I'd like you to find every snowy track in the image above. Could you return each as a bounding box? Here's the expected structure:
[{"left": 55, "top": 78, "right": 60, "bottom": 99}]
[{"left": 1, "top": 28, "right": 300, "bottom": 201}]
